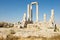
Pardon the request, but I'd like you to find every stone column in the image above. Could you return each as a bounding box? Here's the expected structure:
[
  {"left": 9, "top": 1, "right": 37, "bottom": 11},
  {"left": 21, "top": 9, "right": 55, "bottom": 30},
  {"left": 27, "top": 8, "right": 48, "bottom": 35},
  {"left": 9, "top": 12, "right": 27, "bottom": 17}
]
[
  {"left": 23, "top": 13, "right": 26, "bottom": 22},
  {"left": 44, "top": 13, "right": 46, "bottom": 23},
  {"left": 50, "top": 9, "right": 54, "bottom": 23},
  {"left": 49, "top": 9, "right": 54, "bottom": 27},
  {"left": 51, "top": 9, "right": 54, "bottom": 23},
  {"left": 43, "top": 13, "right": 46, "bottom": 27},
  {"left": 36, "top": 3, "right": 39, "bottom": 22},
  {"left": 31, "top": 2, "right": 39, "bottom": 22},
  {"left": 30, "top": 4, "right": 32, "bottom": 22},
  {"left": 27, "top": 4, "right": 30, "bottom": 21}
]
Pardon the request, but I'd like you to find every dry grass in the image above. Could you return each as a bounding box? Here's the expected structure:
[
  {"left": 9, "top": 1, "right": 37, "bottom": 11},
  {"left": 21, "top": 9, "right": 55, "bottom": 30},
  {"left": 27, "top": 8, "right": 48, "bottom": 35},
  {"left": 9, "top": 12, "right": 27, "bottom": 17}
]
[
  {"left": 0, "top": 35, "right": 60, "bottom": 40},
  {"left": 0, "top": 28, "right": 60, "bottom": 40}
]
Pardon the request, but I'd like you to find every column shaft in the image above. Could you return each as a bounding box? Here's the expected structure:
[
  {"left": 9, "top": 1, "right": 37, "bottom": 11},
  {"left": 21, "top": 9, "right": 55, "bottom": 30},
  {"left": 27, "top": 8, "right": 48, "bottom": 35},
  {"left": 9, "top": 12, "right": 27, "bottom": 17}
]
[
  {"left": 27, "top": 4, "right": 30, "bottom": 21},
  {"left": 36, "top": 3, "right": 38, "bottom": 22}
]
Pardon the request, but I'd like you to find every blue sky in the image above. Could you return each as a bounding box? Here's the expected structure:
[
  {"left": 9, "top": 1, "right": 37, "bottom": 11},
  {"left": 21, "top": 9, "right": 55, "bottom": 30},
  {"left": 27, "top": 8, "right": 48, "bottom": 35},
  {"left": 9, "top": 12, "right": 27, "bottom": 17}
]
[{"left": 0, "top": 0, "right": 60, "bottom": 24}]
